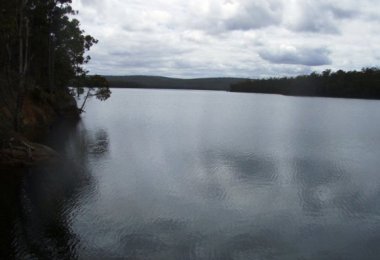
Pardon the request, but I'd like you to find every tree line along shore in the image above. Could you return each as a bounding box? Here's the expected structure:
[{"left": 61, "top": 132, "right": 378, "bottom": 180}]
[
  {"left": 104, "top": 69, "right": 380, "bottom": 100},
  {"left": 230, "top": 68, "right": 380, "bottom": 99},
  {"left": 0, "top": 0, "right": 110, "bottom": 167}
]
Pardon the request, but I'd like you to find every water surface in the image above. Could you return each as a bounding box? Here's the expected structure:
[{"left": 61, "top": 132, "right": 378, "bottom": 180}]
[{"left": 2, "top": 89, "right": 380, "bottom": 259}]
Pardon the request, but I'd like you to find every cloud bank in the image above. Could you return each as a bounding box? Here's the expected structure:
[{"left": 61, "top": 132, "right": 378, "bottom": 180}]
[
  {"left": 72, "top": 0, "right": 380, "bottom": 78},
  {"left": 259, "top": 45, "right": 332, "bottom": 66}
]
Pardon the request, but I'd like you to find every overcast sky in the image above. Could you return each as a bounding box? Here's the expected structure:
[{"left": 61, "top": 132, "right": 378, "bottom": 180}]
[{"left": 72, "top": 0, "right": 380, "bottom": 78}]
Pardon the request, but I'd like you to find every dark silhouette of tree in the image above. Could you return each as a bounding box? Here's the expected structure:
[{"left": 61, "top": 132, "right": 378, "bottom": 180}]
[
  {"left": 73, "top": 74, "right": 111, "bottom": 113},
  {"left": 0, "top": 0, "right": 110, "bottom": 133}
]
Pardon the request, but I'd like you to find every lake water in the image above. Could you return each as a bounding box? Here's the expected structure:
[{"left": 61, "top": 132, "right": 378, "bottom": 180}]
[{"left": 2, "top": 89, "right": 380, "bottom": 259}]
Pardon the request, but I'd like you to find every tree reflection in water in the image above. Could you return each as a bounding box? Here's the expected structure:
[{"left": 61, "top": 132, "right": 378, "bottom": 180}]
[{"left": 0, "top": 120, "right": 110, "bottom": 259}]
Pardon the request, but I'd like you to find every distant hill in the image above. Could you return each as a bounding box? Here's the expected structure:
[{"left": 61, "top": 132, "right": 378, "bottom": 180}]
[{"left": 104, "top": 76, "right": 247, "bottom": 91}]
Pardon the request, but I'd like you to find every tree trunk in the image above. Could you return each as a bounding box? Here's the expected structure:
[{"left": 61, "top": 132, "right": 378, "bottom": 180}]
[
  {"left": 48, "top": 33, "right": 52, "bottom": 90},
  {"left": 15, "top": 0, "right": 28, "bottom": 132},
  {"left": 23, "top": 17, "right": 29, "bottom": 78},
  {"left": 18, "top": 0, "right": 24, "bottom": 91},
  {"left": 48, "top": 8, "right": 55, "bottom": 91},
  {"left": 79, "top": 89, "right": 92, "bottom": 113}
]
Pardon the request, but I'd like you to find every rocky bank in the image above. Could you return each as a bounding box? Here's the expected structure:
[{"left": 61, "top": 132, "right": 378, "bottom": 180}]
[{"left": 0, "top": 88, "right": 80, "bottom": 167}]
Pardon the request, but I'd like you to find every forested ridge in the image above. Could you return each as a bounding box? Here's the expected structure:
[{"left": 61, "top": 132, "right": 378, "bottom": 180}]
[
  {"left": 230, "top": 68, "right": 380, "bottom": 99},
  {"left": 105, "top": 76, "right": 244, "bottom": 91}
]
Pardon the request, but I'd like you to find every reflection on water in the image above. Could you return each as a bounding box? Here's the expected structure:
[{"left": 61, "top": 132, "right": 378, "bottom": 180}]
[
  {"left": 0, "top": 121, "right": 107, "bottom": 259},
  {"left": 2, "top": 89, "right": 380, "bottom": 259}
]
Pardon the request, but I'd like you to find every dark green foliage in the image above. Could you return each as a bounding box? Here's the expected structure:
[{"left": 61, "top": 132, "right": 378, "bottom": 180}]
[
  {"left": 0, "top": 0, "right": 109, "bottom": 134},
  {"left": 0, "top": 0, "right": 104, "bottom": 92},
  {"left": 230, "top": 68, "right": 380, "bottom": 99},
  {"left": 29, "top": 86, "right": 48, "bottom": 104},
  {"left": 25, "top": 0, "right": 98, "bottom": 89}
]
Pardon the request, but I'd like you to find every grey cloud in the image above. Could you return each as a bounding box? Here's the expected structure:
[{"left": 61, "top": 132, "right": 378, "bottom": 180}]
[
  {"left": 72, "top": 0, "right": 379, "bottom": 78},
  {"left": 78, "top": 0, "right": 101, "bottom": 5},
  {"left": 291, "top": 20, "right": 339, "bottom": 34},
  {"left": 224, "top": 1, "right": 283, "bottom": 31},
  {"left": 328, "top": 6, "right": 357, "bottom": 19},
  {"left": 192, "top": 1, "right": 357, "bottom": 34},
  {"left": 259, "top": 46, "right": 332, "bottom": 66},
  {"left": 284, "top": 1, "right": 359, "bottom": 34},
  {"left": 287, "top": 2, "right": 340, "bottom": 34},
  {"left": 248, "top": 64, "right": 313, "bottom": 78},
  {"left": 109, "top": 48, "right": 188, "bottom": 58},
  {"left": 182, "top": 0, "right": 284, "bottom": 34}
]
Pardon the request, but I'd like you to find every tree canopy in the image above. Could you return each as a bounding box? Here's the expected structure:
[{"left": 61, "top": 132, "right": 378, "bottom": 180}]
[{"left": 0, "top": 0, "right": 110, "bottom": 125}]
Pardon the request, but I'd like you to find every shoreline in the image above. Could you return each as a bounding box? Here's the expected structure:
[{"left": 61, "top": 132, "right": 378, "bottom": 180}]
[{"left": 0, "top": 89, "right": 80, "bottom": 168}]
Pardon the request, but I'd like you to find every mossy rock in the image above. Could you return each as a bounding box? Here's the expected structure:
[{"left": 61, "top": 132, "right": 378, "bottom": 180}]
[{"left": 0, "top": 139, "right": 59, "bottom": 167}]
